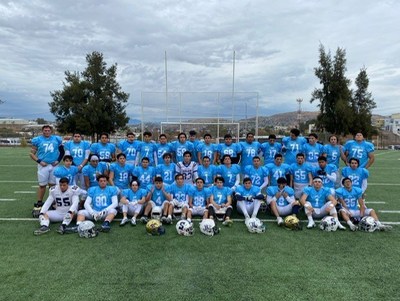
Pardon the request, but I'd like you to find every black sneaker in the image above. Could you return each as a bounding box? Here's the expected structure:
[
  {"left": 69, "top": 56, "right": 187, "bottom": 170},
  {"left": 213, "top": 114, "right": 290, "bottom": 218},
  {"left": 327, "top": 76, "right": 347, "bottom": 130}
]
[
  {"left": 101, "top": 221, "right": 111, "bottom": 232},
  {"left": 34, "top": 225, "right": 50, "bottom": 236}
]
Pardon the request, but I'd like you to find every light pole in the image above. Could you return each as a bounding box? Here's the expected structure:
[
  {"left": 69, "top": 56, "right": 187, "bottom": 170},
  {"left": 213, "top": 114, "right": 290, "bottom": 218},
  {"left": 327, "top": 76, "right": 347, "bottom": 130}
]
[{"left": 296, "top": 98, "right": 303, "bottom": 130}]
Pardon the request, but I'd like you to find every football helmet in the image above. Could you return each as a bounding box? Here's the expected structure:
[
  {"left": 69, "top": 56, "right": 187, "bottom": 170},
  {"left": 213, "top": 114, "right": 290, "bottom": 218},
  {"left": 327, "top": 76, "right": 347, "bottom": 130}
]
[
  {"left": 151, "top": 207, "right": 162, "bottom": 220},
  {"left": 78, "top": 221, "right": 98, "bottom": 238},
  {"left": 176, "top": 220, "right": 194, "bottom": 236},
  {"left": 284, "top": 215, "right": 302, "bottom": 230},
  {"left": 245, "top": 217, "right": 266, "bottom": 234},
  {"left": 319, "top": 216, "right": 338, "bottom": 232},
  {"left": 146, "top": 219, "right": 166, "bottom": 236},
  {"left": 199, "top": 219, "right": 220, "bottom": 236},
  {"left": 358, "top": 216, "right": 378, "bottom": 232}
]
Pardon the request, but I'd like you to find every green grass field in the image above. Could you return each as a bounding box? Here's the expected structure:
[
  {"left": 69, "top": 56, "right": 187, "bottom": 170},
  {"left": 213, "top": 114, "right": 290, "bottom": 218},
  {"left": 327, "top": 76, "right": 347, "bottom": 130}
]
[{"left": 0, "top": 147, "right": 399, "bottom": 301}]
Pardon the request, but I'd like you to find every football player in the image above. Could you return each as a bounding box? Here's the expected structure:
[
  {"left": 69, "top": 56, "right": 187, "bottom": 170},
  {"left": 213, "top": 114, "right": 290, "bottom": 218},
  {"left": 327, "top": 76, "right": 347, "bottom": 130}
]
[
  {"left": 30, "top": 125, "right": 64, "bottom": 217},
  {"left": 156, "top": 134, "right": 173, "bottom": 165},
  {"left": 260, "top": 134, "right": 282, "bottom": 165},
  {"left": 175, "top": 151, "right": 199, "bottom": 185},
  {"left": 90, "top": 132, "right": 116, "bottom": 163},
  {"left": 235, "top": 177, "right": 265, "bottom": 221},
  {"left": 244, "top": 156, "right": 269, "bottom": 192},
  {"left": 303, "top": 133, "right": 324, "bottom": 167},
  {"left": 197, "top": 156, "right": 217, "bottom": 187},
  {"left": 33, "top": 177, "right": 81, "bottom": 235},
  {"left": 289, "top": 153, "right": 313, "bottom": 199},
  {"left": 299, "top": 176, "right": 345, "bottom": 229},
  {"left": 119, "top": 178, "right": 147, "bottom": 226},
  {"left": 215, "top": 134, "right": 241, "bottom": 164},
  {"left": 76, "top": 174, "right": 118, "bottom": 232},
  {"left": 117, "top": 132, "right": 141, "bottom": 166},
  {"left": 343, "top": 132, "right": 375, "bottom": 169},
  {"left": 167, "top": 173, "right": 191, "bottom": 220},
  {"left": 187, "top": 177, "right": 211, "bottom": 223},
  {"left": 171, "top": 132, "right": 194, "bottom": 163},
  {"left": 82, "top": 155, "right": 108, "bottom": 189},
  {"left": 281, "top": 128, "right": 307, "bottom": 165},
  {"left": 266, "top": 153, "right": 291, "bottom": 186},
  {"left": 53, "top": 155, "right": 79, "bottom": 185},
  {"left": 266, "top": 177, "right": 300, "bottom": 226},
  {"left": 341, "top": 158, "right": 369, "bottom": 194},
  {"left": 197, "top": 133, "right": 217, "bottom": 164},
  {"left": 135, "top": 131, "right": 158, "bottom": 166},
  {"left": 133, "top": 157, "right": 156, "bottom": 188},
  {"left": 155, "top": 152, "right": 176, "bottom": 185},
  {"left": 108, "top": 153, "right": 135, "bottom": 191},
  {"left": 208, "top": 176, "right": 234, "bottom": 226},
  {"left": 216, "top": 154, "right": 241, "bottom": 191},
  {"left": 239, "top": 132, "right": 261, "bottom": 172},
  {"left": 311, "top": 156, "right": 337, "bottom": 195},
  {"left": 336, "top": 177, "right": 390, "bottom": 231}
]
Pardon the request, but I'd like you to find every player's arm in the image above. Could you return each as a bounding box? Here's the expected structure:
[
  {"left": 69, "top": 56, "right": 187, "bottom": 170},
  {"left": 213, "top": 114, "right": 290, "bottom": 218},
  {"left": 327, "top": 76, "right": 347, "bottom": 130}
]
[
  {"left": 40, "top": 193, "right": 55, "bottom": 214},
  {"left": 69, "top": 194, "right": 80, "bottom": 214},
  {"left": 138, "top": 196, "right": 146, "bottom": 205},
  {"left": 225, "top": 194, "right": 232, "bottom": 207},
  {"left": 84, "top": 196, "right": 95, "bottom": 215},
  {"left": 365, "top": 152, "right": 375, "bottom": 169},
  {"left": 209, "top": 194, "right": 220, "bottom": 209},
  {"left": 260, "top": 176, "right": 269, "bottom": 191},
  {"left": 105, "top": 195, "right": 118, "bottom": 211},
  {"left": 108, "top": 170, "right": 115, "bottom": 186},
  {"left": 358, "top": 197, "right": 366, "bottom": 217}
]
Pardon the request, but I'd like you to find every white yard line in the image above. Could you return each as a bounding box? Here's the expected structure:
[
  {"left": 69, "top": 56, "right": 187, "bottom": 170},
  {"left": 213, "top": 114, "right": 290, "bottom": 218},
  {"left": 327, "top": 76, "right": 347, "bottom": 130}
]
[
  {"left": 379, "top": 210, "right": 400, "bottom": 214},
  {"left": 0, "top": 181, "right": 36, "bottom": 183},
  {"left": 14, "top": 191, "right": 35, "bottom": 194},
  {"left": 365, "top": 201, "right": 386, "bottom": 204},
  {"left": 0, "top": 199, "right": 16, "bottom": 201}
]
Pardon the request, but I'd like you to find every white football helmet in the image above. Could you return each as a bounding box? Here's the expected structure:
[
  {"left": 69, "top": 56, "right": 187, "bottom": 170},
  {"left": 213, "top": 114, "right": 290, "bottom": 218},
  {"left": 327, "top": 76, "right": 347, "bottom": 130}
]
[
  {"left": 319, "top": 216, "right": 338, "bottom": 232},
  {"left": 176, "top": 220, "right": 194, "bottom": 236},
  {"left": 151, "top": 207, "right": 162, "bottom": 220},
  {"left": 358, "top": 216, "right": 378, "bottom": 232},
  {"left": 78, "top": 221, "right": 98, "bottom": 238},
  {"left": 199, "top": 219, "right": 219, "bottom": 236},
  {"left": 245, "top": 217, "right": 266, "bottom": 234}
]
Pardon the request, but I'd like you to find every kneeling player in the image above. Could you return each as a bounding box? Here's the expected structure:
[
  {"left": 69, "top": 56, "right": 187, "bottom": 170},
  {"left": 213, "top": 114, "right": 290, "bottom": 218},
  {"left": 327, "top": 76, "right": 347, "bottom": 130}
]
[
  {"left": 266, "top": 177, "right": 300, "bottom": 226},
  {"left": 299, "top": 176, "right": 345, "bottom": 230},
  {"left": 76, "top": 174, "right": 118, "bottom": 232},
  {"left": 187, "top": 177, "right": 211, "bottom": 223},
  {"left": 34, "top": 177, "right": 81, "bottom": 235},
  {"left": 336, "top": 177, "right": 390, "bottom": 231},
  {"left": 235, "top": 177, "right": 265, "bottom": 221},
  {"left": 209, "top": 176, "right": 233, "bottom": 226},
  {"left": 119, "top": 178, "right": 147, "bottom": 226},
  {"left": 141, "top": 176, "right": 173, "bottom": 224}
]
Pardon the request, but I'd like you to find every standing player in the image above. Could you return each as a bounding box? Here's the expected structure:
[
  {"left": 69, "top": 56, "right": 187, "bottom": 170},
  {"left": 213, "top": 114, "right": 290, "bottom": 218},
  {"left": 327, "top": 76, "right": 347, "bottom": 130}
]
[
  {"left": 30, "top": 125, "right": 64, "bottom": 217},
  {"left": 299, "top": 176, "right": 345, "bottom": 229},
  {"left": 33, "top": 177, "right": 81, "bottom": 235},
  {"left": 281, "top": 128, "right": 307, "bottom": 165},
  {"left": 155, "top": 152, "right": 176, "bottom": 185},
  {"left": 289, "top": 153, "right": 313, "bottom": 199},
  {"left": 171, "top": 132, "right": 194, "bottom": 163},
  {"left": 322, "top": 134, "right": 345, "bottom": 187},
  {"left": 303, "top": 133, "right": 324, "bottom": 167},
  {"left": 119, "top": 179, "right": 147, "bottom": 226},
  {"left": 336, "top": 177, "right": 390, "bottom": 231},
  {"left": 64, "top": 132, "right": 90, "bottom": 187},
  {"left": 343, "top": 132, "right": 375, "bottom": 169},
  {"left": 266, "top": 177, "right": 299, "bottom": 226},
  {"left": 209, "top": 176, "right": 234, "bottom": 226},
  {"left": 189, "top": 130, "right": 200, "bottom": 163},
  {"left": 197, "top": 156, "right": 217, "bottom": 187},
  {"left": 156, "top": 133, "right": 173, "bottom": 165},
  {"left": 239, "top": 132, "right": 261, "bottom": 172},
  {"left": 175, "top": 151, "right": 199, "bottom": 185},
  {"left": 117, "top": 132, "right": 141, "bottom": 166},
  {"left": 216, "top": 134, "right": 241, "bottom": 164},
  {"left": 187, "top": 177, "right": 211, "bottom": 223},
  {"left": 235, "top": 177, "right": 264, "bottom": 221},
  {"left": 136, "top": 131, "right": 157, "bottom": 166},
  {"left": 76, "top": 174, "right": 118, "bottom": 232},
  {"left": 197, "top": 133, "right": 217, "bottom": 164},
  {"left": 90, "top": 132, "right": 116, "bottom": 163},
  {"left": 261, "top": 134, "right": 282, "bottom": 165}
]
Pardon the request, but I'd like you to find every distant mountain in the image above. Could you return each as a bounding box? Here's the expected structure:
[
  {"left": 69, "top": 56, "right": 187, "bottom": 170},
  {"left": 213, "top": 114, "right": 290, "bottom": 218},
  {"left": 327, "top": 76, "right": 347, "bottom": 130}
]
[{"left": 245, "top": 111, "right": 319, "bottom": 128}]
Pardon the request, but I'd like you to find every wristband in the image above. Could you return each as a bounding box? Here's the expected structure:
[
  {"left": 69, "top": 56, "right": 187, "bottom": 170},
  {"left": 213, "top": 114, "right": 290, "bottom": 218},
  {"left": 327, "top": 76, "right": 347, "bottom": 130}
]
[{"left": 36, "top": 159, "right": 42, "bottom": 164}]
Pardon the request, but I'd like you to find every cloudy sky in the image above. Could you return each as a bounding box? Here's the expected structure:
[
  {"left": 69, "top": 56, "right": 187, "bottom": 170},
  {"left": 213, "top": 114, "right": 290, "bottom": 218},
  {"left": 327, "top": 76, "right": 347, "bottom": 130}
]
[{"left": 1, "top": 0, "right": 399, "bottom": 122}]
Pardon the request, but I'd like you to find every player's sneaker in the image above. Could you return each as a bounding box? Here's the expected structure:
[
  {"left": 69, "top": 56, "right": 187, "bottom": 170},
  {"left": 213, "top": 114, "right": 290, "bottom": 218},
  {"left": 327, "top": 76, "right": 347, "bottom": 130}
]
[
  {"left": 166, "top": 217, "right": 172, "bottom": 224},
  {"left": 337, "top": 223, "right": 346, "bottom": 230},
  {"left": 277, "top": 217, "right": 284, "bottom": 226},
  {"left": 222, "top": 219, "right": 233, "bottom": 227},
  {"left": 377, "top": 224, "right": 392, "bottom": 231},
  {"left": 119, "top": 217, "right": 129, "bottom": 227},
  {"left": 349, "top": 223, "right": 357, "bottom": 231},
  {"left": 32, "top": 201, "right": 43, "bottom": 218},
  {"left": 131, "top": 217, "right": 137, "bottom": 226},
  {"left": 306, "top": 221, "right": 316, "bottom": 229},
  {"left": 34, "top": 225, "right": 50, "bottom": 236},
  {"left": 140, "top": 216, "right": 148, "bottom": 224},
  {"left": 56, "top": 224, "right": 66, "bottom": 235},
  {"left": 101, "top": 221, "right": 111, "bottom": 232},
  {"left": 161, "top": 216, "right": 167, "bottom": 224}
]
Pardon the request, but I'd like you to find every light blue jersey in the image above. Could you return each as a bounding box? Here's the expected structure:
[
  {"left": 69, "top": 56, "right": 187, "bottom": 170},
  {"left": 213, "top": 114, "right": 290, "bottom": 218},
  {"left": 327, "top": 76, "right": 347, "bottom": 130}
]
[
  {"left": 64, "top": 140, "right": 91, "bottom": 166},
  {"left": 244, "top": 165, "right": 269, "bottom": 188},
  {"left": 341, "top": 167, "right": 369, "bottom": 189},
  {"left": 156, "top": 143, "right": 173, "bottom": 165},
  {"left": 53, "top": 165, "right": 79, "bottom": 185},
  {"left": 267, "top": 186, "right": 295, "bottom": 207},
  {"left": 303, "top": 143, "right": 324, "bottom": 166},
  {"left": 281, "top": 136, "right": 307, "bottom": 165},
  {"left": 168, "top": 183, "right": 191, "bottom": 203},
  {"left": 189, "top": 186, "right": 211, "bottom": 207},
  {"left": 235, "top": 185, "right": 261, "bottom": 199},
  {"left": 197, "top": 164, "right": 218, "bottom": 187},
  {"left": 312, "top": 164, "right": 338, "bottom": 188},
  {"left": 217, "top": 164, "right": 241, "bottom": 188},
  {"left": 137, "top": 142, "right": 157, "bottom": 165},
  {"left": 32, "top": 135, "right": 63, "bottom": 164},
  {"left": 109, "top": 162, "right": 135, "bottom": 189},
  {"left": 82, "top": 162, "right": 108, "bottom": 188},
  {"left": 197, "top": 142, "right": 217, "bottom": 163},
  {"left": 323, "top": 144, "right": 342, "bottom": 168},
  {"left": 133, "top": 165, "right": 156, "bottom": 188},
  {"left": 290, "top": 162, "right": 313, "bottom": 184},
  {"left": 146, "top": 184, "right": 170, "bottom": 206},
  {"left": 172, "top": 141, "right": 194, "bottom": 163},
  {"left": 266, "top": 163, "right": 291, "bottom": 186},
  {"left": 239, "top": 141, "right": 261, "bottom": 171},
  {"left": 343, "top": 140, "right": 374, "bottom": 168},
  {"left": 210, "top": 186, "right": 232, "bottom": 205},
  {"left": 335, "top": 186, "right": 363, "bottom": 210},
  {"left": 261, "top": 142, "right": 282, "bottom": 164},
  {"left": 87, "top": 185, "right": 118, "bottom": 211},
  {"left": 117, "top": 140, "right": 141, "bottom": 163},
  {"left": 90, "top": 142, "right": 116, "bottom": 162},
  {"left": 155, "top": 163, "right": 177, "bottom": 185},
  {"left": 121, "top": 187, "right": 147, "bottom": 202},
  {"left": 302, "top": 186, "right": 332, "bottom": 209},
  {"left": 217, "top": 143, "right": 241, "bottom": 162}
]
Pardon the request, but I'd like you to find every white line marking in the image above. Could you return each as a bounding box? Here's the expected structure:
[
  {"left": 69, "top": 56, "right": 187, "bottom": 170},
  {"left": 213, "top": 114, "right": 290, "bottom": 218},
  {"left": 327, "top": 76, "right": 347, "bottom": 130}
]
[
  {"left": 0, "top": 181, "right": 37, "bottom": 183},
  {"left": 0, "top": 199, "right": 16, "bottom": 201},
  {"left": 368, "top": 183, "right": 400, "bottom": 186},
  {"left": 14, "top": 191, "right": 35, "bottom": 194},
  {"left": 379, "top": 210, "right": 400, "bottom": 213},
  {"left": 0, "top": 165, "right": 34, "bottom": 167},
  {"left": 365, "top": 202, "right": 386, "bottom": 204}
]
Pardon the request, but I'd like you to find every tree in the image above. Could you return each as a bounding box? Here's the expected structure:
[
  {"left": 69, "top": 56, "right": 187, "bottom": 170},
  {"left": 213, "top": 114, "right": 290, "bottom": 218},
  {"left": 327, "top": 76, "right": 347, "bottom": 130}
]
[
  {"left": 49, "top": 51, "right": 129, "bottom": 140},
  {"left": 351, "top": 67, "right": 377, "bottom": 137},
  {"left": 36, "top": 118, "right": 48, "bottom": 125},
  {"left": 311, "top": 44, "right": 354, "bottom": 135}
]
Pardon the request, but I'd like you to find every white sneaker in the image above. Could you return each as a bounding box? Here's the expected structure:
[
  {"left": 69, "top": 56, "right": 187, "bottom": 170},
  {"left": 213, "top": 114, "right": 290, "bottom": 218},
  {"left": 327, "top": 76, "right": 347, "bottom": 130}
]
[
  {"left": 119, "top": 217, "right": 129, "bottom": 226},
  {"left": 277, "top": 217, "right": 284, "bottom": 226},
  {"left": 349, "top": 223, "right": 357, "bottom": 231},
  {"left": 306, "top": 221, "right": 316, "bottom": 229},
  {"left": 131, "top": 217, "right": 137, "bottom": 226},
  {"left": 337, "top": 223, "right": 346, "bottom": 230},
  {"left": 378, "top": 224, "right": 392, "bottom": 231}
]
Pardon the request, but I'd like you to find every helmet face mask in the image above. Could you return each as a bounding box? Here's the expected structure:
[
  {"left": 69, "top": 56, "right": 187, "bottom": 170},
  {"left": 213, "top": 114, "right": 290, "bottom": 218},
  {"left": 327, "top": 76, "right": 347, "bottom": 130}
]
[
  {"left": 359, "top": 216, "right": 378, "bottom": 232},
  {"left": 78, "top": 221, "right": 98, "bottom": 238},
  {"left": 245, "top": 218, "right": 266, "bottom": 234},
  {"left": 176, "top": 220, "right": 194, "bottom": 236},
  {"left": 199, "top": 219, "right": 219, "bottom": 236},
  {"left": 319, "top": 216, "right": 338, "bottom": 232},
  {"left": 284, "top": 215, "right": 302, "bottom": 230},
  {"left": 146, "top": 219, "right": 166, "bottom": 236}
]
